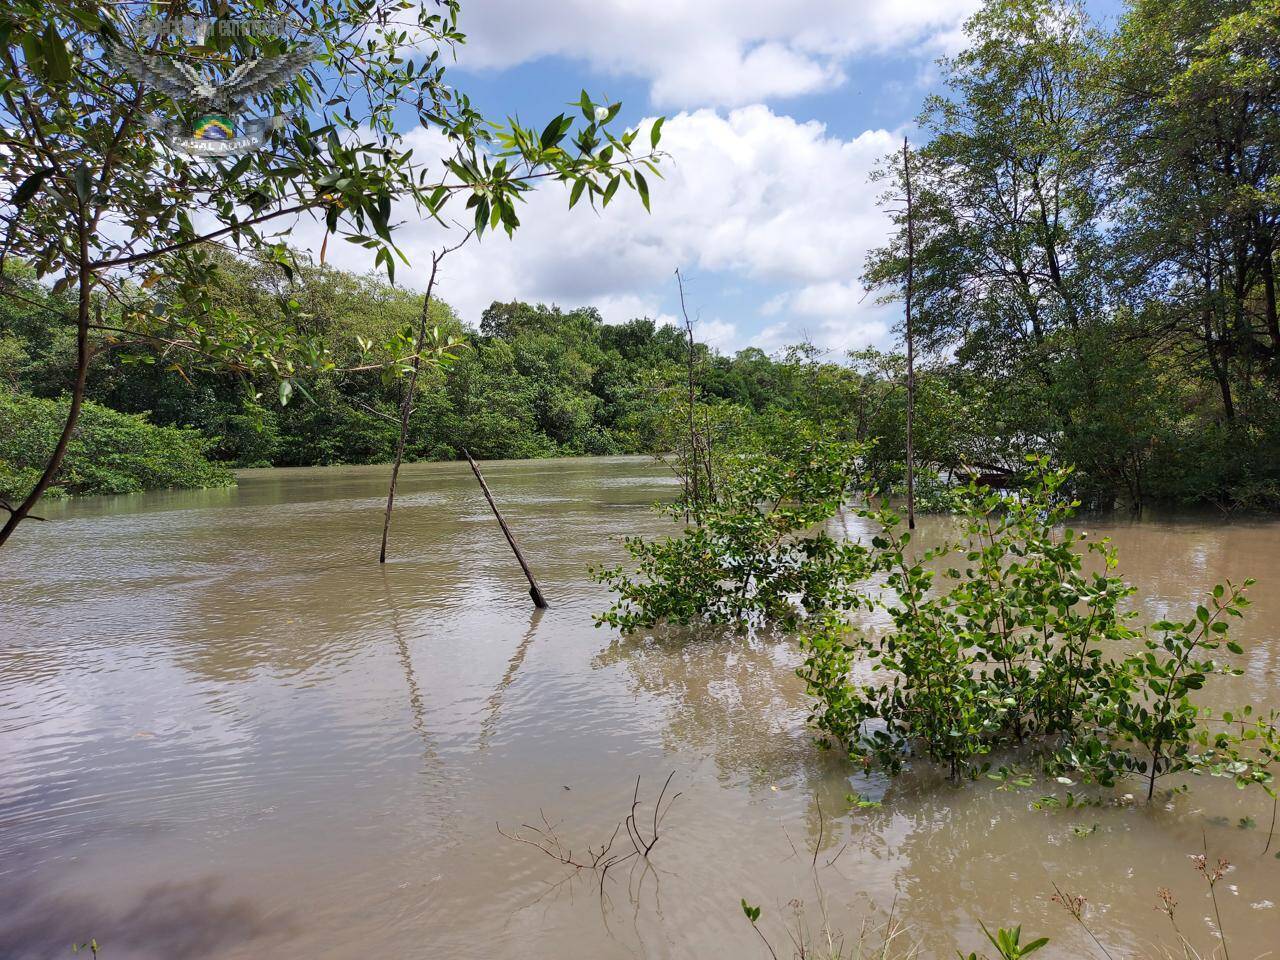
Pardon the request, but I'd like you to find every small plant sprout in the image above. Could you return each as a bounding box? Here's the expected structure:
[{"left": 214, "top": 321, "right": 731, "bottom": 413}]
[
  {"left": 741, "top": 899, "right": 779, "bottom": 960},
  {"left": 963, "top": 922, "right": 1049, "bottom": 960}
]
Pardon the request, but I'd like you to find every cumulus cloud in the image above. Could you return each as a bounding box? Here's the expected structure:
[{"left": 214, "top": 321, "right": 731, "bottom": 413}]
[
  {"left": 452, "top": 0, "right": 978, "bottom": 107},
  {"left": 295, "top": 106, "right": 903, "bottom": 354}
]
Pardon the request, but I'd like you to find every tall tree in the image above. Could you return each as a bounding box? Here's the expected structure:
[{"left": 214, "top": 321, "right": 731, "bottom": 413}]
[
  {"left": 865, "top": 0, "right": 1125, "bottom": 499},
  {"left": 1106, "top": 0, "right": 1280, "bottom": 420}
]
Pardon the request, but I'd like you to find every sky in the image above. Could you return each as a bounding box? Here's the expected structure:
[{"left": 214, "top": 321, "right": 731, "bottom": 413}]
[{"left": 300, "top": 0, "right": 1126, "bottom": 357}]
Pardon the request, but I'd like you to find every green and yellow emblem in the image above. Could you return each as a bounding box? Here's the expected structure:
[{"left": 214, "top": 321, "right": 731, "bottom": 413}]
[{"left": 193, "top": 114, "right": 235, "bottom": 141}]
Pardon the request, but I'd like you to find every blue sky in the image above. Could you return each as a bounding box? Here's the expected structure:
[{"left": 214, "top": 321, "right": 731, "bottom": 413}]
[{"left": 307, "top": 0, "right": 1127, "bottom": 357}]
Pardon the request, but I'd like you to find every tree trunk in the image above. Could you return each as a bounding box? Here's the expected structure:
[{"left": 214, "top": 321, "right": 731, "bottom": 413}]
[
  {"left": 675, "top": 267, "right": 700, "bottom": 516},
  {"left": 1262, "top": 248, "right": 1279, "bottom": 359},
  {"left": 902, "top": 137, "right": 916, "bottom": 530},
  {"left": 0, "top": 209, "right": 91, "bottom": 549},
  {"left": 379, "top": 251, "right": 444, "bottom": 563}
]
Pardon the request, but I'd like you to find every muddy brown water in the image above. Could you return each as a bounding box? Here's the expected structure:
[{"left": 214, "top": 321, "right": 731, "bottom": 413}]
[{"left": 1, "top": 456, "right": 1277, "bottom": 959}]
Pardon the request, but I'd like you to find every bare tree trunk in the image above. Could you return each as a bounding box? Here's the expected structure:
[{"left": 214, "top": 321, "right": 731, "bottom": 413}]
[
  {"left": 902, "top": 137, "right": 917, "bottom": 531},
  {"left": 380, "top": 247, "right": 447, "bottom": 564},
  {"left": 674, "top": 267, "right": 701, "bottom": 517},
  {"left": 464, "top": 449, "right": 548, "bottom": 608},
  {"left": 1262, "top": 247, "right": 1279, "bottom": 359},
  {"left": 1204, "top": 256, "right": 1236, "bottom": 424},
  {"left": 0, "top": 207, "right": 91, "bottom": 548}
]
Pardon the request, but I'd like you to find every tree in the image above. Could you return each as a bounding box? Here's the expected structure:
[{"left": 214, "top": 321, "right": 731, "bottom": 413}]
[
  {"left": 863, "top": 0, "right": 1216, "bottom": 508},
  {"left": 1106, "top": 0, "right": 1280, "bottom": 418},
  {"left": 0, "top": 0, "right": 662, "bottom": 547}
]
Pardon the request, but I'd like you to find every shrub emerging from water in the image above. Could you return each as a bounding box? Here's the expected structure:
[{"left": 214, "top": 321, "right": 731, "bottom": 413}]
[
  {"left": 0, "top": 392, "right": 234, "bottom": 500},
  {"left": 801, "top": 461, "right": 1278, "bottom": 795},
  {"left": 802, "top": 464, "right": 1137, "bottom": 778},
  {"left": 597, "top": 431, "right": 1278, "bottom": 799},
  {"left": 594, "top": 419, "right": 876, "bottom": 633}
]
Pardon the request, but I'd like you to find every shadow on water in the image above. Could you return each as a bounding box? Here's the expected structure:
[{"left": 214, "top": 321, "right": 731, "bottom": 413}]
[{"left": 0, "top": 877, "right": 296, "bottom": 960}]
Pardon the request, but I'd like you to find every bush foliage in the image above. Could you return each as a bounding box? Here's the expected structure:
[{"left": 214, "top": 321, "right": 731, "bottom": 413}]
[
  {"left": 598, "top": 426, "right": 1280, "bottom": 800},
  {"left": 0, "top": 391, "right": 233, "bottom": 500}
]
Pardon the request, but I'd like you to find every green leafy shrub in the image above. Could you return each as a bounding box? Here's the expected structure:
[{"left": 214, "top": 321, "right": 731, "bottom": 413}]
[
  {"left": 0, "top": 392, "right": 234, "bottom": 500},
  {"left": 802, "top": 462, "right": 1136, "bottom": 778},
  {"left": 598, "top": 435, "right": 1277, "bottom": 799},
  {"left": 594, "top": 419, "right": 875, "bottom": 632},
  {"left": 798, "top": 460, "right": 1277, "bottom": 793},
  {"left": 1062, "top": 581, "right": 1280, "bottom": 800}
]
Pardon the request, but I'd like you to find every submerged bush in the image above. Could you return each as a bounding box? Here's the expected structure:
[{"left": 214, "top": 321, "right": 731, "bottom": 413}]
[
  {"left": 800, "top": 461, "right": 1278, "bottom": 795},
  {"left": 802, "top": 464, "right": 1137, "bottom": 778},
  {"left": 0, "top": 392, "right": 234, "bottom": 500},
  {"left": 598, "top": 433, "right": 1278, "bottom": 800},
  {"left": 594, "top": 420, "right": 875, "bottom": 632}
]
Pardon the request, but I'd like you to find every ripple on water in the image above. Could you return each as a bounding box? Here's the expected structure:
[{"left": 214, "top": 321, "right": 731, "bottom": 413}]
[{"left": 2, "top": 460, "right": 1279, "bottom": 959}]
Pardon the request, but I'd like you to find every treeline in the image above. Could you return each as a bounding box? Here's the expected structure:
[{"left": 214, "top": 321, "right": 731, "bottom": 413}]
[
  {"left": 1, "top": 257, "right": 884, "bottom": 491},
  {"left": 864, "top": 0, "right": 1280, "bottom": 510}
]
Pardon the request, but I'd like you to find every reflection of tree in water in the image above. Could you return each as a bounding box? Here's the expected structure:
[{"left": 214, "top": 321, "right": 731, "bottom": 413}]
[
  {"left": 382, "top": 568, "right": 437, "bottom": 763},
  {"left": 593, "top": 627, "right": 849, "bottom": 787},
  {"left": 478, "top": 609, "right": 544, "bottom": 751}
]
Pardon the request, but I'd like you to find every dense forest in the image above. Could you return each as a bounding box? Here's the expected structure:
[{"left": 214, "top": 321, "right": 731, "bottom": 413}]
[
  {"left": 3, "top": 0, "right": 1278, "bottom": 514},
  {"left": 1, "top": 258, "right": 867, "bottom": 481}
]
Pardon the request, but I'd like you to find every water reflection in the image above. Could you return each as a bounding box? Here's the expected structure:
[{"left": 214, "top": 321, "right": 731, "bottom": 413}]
[
  {"left": 1, "top": 459, "right": 1278, "bottom": 959},
  {"left": 593, "top": 626, "right": 844, "bottom": 790},
  {"left": 479, "top": 609, "right": 544, "bottom": 751}
]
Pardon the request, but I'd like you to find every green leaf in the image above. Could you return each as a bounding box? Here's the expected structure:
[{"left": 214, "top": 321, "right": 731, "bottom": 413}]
[
  {"left": 540, "top": 114, "right": 566, "bottom": 149},
  {"left": 650, "top": 116, "right": 665, "bottom": 148},
  {"left": 72, "top": 164, "right": 93, "bottom": 204},
  {"left": 21, "top": 32, "right": 44, "bottom": 79},
  {"left": 10, "top": 167, "right": 53, "bottom": 207},
  {"left": 636, "top": 170, "right": 650, "bottom": 211},
  {"left": 42, "top": 25, "right": 72, "bottom": 84},
  {"left": 568, "top": 178, "right": 586, "bottom": 209}
]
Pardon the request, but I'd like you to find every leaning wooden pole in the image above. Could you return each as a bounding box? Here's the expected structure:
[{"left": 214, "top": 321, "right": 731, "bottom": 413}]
[
  {"left": 902, "top": 136, "right": 917, "bottom": 531},
  {"left": 463, "top": 449, "right": 548, "bottom": 609}
]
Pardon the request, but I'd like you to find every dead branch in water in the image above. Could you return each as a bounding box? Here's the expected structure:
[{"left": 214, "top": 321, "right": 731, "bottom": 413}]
[{"left": 497, "top": 773, "right": 681, "bottom": 899}]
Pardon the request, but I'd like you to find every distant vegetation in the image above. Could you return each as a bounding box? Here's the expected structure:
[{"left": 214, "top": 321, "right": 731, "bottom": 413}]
[
  {"left": 0, "top": 256, "right": 912, "bottom": 484},
  {"left": 3, "top": 0, "right": 1278, "bottom": 516},
  {"left": 0, "top": 391, "right": 231, "bottom": 501}
]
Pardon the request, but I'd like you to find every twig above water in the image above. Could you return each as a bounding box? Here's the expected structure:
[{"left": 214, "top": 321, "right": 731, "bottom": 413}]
[{"left": 497, "top": 773, "right": 680, "bottom": 903}]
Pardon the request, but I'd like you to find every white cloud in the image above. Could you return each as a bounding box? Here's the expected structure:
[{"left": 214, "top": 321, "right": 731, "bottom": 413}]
[
  {"left": 295, "top": 106, "right": 904, "bottom": 354},
  {"left": 453, "top": 0, "right": 979, "bottom": 107}
]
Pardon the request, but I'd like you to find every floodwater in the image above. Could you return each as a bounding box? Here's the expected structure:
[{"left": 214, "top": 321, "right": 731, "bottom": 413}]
[{"left": 1, "top": 456, "right": 1277, "bottom": 959}]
